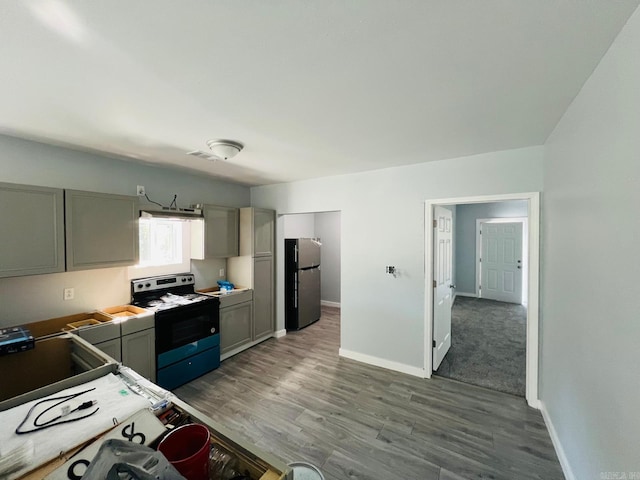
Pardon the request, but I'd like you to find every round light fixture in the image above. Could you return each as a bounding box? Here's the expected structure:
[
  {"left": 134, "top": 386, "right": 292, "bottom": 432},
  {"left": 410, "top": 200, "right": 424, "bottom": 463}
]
[{"left": 206, "top": 139, "right": 244, "bottom": 160}]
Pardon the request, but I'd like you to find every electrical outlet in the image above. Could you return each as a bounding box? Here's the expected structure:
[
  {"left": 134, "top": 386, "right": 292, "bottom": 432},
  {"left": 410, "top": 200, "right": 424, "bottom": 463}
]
[
  {"left": 63, "top": 288, "right": 74, "bottom": 300},
  {"left": 136, "top": 185, "right": 146, "bottom": 196},
  {"left": 219, "top": 268, "right": 225, "bottom": 278}
]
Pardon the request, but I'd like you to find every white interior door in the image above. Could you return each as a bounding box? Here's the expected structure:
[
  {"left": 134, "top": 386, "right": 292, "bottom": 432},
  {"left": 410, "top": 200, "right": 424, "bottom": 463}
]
[
  {"left": 480, "top": 222, "right": 523, "bottom": 304},
  {"left": 433, "top": 206, "right": 453, "bottom": 370}
]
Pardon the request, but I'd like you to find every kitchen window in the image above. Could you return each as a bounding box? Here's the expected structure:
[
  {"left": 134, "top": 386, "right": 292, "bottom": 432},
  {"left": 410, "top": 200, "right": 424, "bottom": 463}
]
[{"left": 130, "top": 217, "right": 191, "bottom": 277}]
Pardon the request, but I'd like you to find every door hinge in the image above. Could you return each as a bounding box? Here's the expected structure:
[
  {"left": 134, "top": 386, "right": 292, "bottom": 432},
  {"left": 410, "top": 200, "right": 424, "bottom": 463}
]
[
  {"left": 432, "top": 340, "right": 436, "bottom": 348},
  {"left": 433, "top": 219, "right": 437, "bottom": 228},
  {"left": 479, "top": 285, "right": 482, "bottom": 290},
  {"left": 433, "top": 280, "right": 437, "bottom": 288},
  {"left": 479, "top": 258, "right": 482, "bottom": 263},
  {"left": 480, "top": 230, "right": 482, "bottom": 235}
]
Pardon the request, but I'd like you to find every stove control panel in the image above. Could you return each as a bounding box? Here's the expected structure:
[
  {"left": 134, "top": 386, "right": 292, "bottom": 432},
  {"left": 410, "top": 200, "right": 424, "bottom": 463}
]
[{"left": 132, "top": 273, "right": 195, "bottom": 294}]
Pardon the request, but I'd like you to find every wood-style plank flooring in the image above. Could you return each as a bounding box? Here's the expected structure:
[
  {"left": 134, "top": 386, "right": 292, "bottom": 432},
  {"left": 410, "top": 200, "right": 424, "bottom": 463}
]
[{"left": 175, "top": 307, "right": 564, "bottom": 480}]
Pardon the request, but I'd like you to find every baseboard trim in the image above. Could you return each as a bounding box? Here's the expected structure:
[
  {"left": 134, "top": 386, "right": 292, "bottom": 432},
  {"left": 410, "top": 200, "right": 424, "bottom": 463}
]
[
  {"left": 339, "top": 348, "right": 426, "bottom": 378},
  {"left": 273, "top": 329, "right": 287, "bottom": 338},
  {"left": 528, "top": 398, "right": 541, "bottom": 410},
  {"left": 321, "top": 300, "right": 341, "bottom": 308},
  {"left": 539, "top": 400, "right": 576, "bottom": 480},
  {"left": 455, "top": 291, "right": 477, "bottom": 298}
]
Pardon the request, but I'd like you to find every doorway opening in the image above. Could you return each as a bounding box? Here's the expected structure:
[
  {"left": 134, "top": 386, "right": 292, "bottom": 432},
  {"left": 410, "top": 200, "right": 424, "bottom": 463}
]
[
  {"left": 424, "top": 193, "right": 540, "bottom": 407},
  {"left": 279, "top": 211, "right": 342, "bottom": 339}
]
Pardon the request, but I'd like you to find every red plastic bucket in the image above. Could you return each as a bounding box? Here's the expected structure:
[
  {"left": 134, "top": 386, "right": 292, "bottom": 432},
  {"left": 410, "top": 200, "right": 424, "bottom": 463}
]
[{"left": 158, "top": 423, "right": 211, "bottom": 480}]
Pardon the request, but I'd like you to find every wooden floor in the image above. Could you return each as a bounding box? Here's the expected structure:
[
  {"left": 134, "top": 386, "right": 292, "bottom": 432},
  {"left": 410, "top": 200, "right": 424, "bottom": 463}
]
[{"left": 175, "top": 307, "right": 564, "bottom": 480}]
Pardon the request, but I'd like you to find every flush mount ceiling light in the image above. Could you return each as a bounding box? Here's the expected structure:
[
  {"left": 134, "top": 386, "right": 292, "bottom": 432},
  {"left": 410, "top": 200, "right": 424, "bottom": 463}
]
[{"left": 206, "top": 139, "right": 244, "bottom": 160}]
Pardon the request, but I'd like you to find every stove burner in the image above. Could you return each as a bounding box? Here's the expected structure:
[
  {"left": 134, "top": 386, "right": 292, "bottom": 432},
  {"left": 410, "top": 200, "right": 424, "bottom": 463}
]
[
  {"left": 133, "top": 292, "right": 211, "bottom": 311},
  {"left": 131, "top": 273, "right": 215, "bottom": 312}
]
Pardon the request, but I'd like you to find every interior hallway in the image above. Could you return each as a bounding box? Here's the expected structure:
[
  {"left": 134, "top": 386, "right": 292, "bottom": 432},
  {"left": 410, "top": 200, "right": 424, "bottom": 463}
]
[
  {"left": 436, "top": 296, "right": 527, "bottom": 397},
  {"left": 175, "top": 306, "right": 562, "bottom": 480}
]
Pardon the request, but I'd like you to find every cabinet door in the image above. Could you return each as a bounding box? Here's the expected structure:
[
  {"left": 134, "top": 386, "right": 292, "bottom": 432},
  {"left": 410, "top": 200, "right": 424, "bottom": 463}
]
[
  {"left": 220, "top": 302, "right": 252, "bottom": 354},
  {"left": 65, "top": 190, "right": 139, "bottom": 271},
  {"left": 253, "top": 209, "right": 274, "bottom": 257},
  {"left": 122, "top": 328, "right": 156, "bottom": 381},
  {"left": 96, "top": 338, "right": 122, "bottom": 362},
  {"left": 253, "top": 256, "right": 274, "bottom": 340},
  {"left": 205, "top": 205, "right": 239, "bottom": 258},
  {"left": 0, "top": 182, "right": 65, "bottom": 278}
]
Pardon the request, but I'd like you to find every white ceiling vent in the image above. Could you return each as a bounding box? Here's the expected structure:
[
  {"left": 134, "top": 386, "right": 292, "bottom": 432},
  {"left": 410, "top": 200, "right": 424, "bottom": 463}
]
[{"left": 186, "top": 150, "right": 219, "bottom": 161}]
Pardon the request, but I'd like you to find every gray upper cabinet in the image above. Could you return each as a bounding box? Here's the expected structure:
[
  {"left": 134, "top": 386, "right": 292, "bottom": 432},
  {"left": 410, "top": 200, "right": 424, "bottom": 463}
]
[
  {"left": 0, "top": 182, "right": 65, "bottom": 278},
  {"left": 65, "top": 190, "right": 139, "bottom": 271},
  {"left": 239, "top": 208, "right": 275, "bottom": 257},
  {"left": 191, "top": 205, "right": 239, "bottom": 259},
  {"left": 253, "top": 256, "right": 274, "bottom": 340}
]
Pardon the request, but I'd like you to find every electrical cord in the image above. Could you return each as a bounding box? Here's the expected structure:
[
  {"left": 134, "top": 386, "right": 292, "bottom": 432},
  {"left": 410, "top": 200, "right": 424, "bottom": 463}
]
[
  {"left": 144, "top": 193, "right": 164, "bottom": 208},
  {"left": 15, "top": 387, "right": 99, "bottom": 435},
  {"left": 169, "top": 194, "right": 177, "bottom": 208}
]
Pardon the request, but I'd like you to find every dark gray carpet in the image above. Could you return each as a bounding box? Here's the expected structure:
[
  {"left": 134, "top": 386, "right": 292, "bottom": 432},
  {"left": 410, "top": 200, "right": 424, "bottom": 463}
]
[{"left": 435, "top": 296, "right": 526, "bottom": 397}]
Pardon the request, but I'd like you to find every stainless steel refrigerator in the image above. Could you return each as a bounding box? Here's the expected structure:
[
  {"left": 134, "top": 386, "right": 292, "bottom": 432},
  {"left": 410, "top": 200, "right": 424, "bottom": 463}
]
[{"left": 285, "top": 238, "right": 321, "bottom": 330}]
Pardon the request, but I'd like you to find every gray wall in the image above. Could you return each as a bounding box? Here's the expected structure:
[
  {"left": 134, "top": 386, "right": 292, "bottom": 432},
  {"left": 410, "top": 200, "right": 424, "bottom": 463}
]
[
  {"left": 455, "top": 201, "right": 528, "bottom": 294},
  {"left": 0, "top": 134, "right": 250, "bottom": 326},
  {"left": 541, "top": 5, "right": 640, "bottom": 478},
  {"left": 252, "top": 146, "right": 543, "bottom": 372},
  {"left": 283, "top": 213, "right": 315, "bottom": 238},
  {"left": 315, "top": 212, "right": 341, "bottom": 304}
]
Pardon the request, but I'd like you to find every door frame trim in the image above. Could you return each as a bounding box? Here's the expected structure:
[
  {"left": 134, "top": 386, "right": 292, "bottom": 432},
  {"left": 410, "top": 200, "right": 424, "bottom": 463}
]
[
  {"left": 476, "top": 217, "right": 528, "bottom": 302},
  {"left": 424, "top": 192, "right": 540, "bottom": 408}
]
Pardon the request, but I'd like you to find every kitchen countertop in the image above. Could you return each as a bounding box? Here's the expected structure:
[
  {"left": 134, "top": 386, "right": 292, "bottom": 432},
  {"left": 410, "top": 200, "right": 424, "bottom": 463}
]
[{"left": 197, "top": 286, "right": 251, "bottom": 297}]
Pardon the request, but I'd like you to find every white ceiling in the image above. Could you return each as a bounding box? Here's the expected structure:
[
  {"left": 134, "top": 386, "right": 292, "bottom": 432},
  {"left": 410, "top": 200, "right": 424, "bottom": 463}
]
[{"left": 1, "top": 1, "right": 638, "bottom": 186}]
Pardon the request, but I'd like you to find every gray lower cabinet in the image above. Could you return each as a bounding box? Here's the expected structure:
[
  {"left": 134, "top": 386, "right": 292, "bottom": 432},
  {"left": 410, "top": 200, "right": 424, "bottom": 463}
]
[
  {"left": 253, "top": 256, "right": 274, "bottom": 340},
  {"left": 220, "top": 301, "right": 253, "bottom": 355},
  {"left": 65, "top": 190, "right": 139, "bottom": 271},
  {"left": 76, "top": 314, "right": 155, "bottom": 380},
  {"left": 77, "top": 321, "right": 122, "bottom": 362},
  {"left": 95, "top": 338, "right": 122, "bottom": 362},
  {"left": 121, "top": 328, "right": 156, "bottom": 382},
  {"left": 0, "top": 182, "right": 65, "bottom": 278}
]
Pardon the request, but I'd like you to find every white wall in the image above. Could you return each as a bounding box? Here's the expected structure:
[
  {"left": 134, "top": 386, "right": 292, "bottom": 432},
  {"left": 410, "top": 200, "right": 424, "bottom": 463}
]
[
  {"left": 315, "top": 211, "right": 341, "bottom": 304},
  {"left": 455, "top": 200, "right": 528, "bottom": 294},
  {"left": 0, "top": 135, "right": 249, "bottom": 327},
  {"left": 252, "top": 146, "right": 543, "bottom": 371},
  {"left": 283, "top": 213, "right": 315, "bottom": 238},
  {"left": 541, "top": 6, "right": 640, "bottom": 479}
]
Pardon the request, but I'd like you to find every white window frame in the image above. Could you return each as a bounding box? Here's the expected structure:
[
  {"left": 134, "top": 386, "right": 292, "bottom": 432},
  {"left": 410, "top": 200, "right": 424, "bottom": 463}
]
[{"left": 128, "top": 218, "right": 191, "bottom": 280}]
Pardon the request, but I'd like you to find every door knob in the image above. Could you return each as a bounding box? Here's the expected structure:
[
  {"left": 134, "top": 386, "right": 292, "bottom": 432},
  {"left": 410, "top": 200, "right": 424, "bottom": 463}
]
[{"left": 449, "top": 284, "right": 456, "bottom": 288}]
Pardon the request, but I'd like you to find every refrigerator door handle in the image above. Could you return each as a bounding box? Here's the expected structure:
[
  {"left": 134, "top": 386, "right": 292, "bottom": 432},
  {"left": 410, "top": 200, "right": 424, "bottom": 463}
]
[{"left": 294, "top": 245, "right": 298, "bottom": 264}]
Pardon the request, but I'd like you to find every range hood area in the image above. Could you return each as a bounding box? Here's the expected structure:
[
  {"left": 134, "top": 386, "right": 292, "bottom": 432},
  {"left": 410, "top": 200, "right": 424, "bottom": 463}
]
[{"left": 139, "top": 206, "right": 203, "bottom": 220}]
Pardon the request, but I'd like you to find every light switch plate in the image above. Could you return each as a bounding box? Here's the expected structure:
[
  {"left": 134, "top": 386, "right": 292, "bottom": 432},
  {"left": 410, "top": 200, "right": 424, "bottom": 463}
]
[{"left": 219, "top": 268, "right": 225, "bottom": 278}]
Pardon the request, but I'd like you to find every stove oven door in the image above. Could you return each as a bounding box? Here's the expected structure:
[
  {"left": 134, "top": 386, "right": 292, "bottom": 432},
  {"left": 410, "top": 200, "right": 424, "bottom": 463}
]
[{"left": 155, "top": 300, "right": 219, "bottom": 355}]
